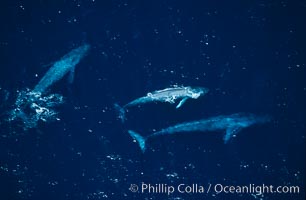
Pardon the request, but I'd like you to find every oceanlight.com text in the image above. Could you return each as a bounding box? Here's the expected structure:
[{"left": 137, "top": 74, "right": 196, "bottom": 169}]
[{"left": 129, "top": 183, "right": 301, "bottom": 196}]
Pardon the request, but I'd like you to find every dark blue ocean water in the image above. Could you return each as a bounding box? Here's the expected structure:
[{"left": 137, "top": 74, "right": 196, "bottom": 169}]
[{"left": 0, "top": 0, "right": 305, "bottom": 200}]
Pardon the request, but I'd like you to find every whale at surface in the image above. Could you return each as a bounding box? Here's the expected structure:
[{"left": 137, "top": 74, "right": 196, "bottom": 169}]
[
  {"left": 128, "top": 113, "right": 271, "bottom": 153},
  {"left": 7, "top": 44, "right": 90, "bottom": 129},
  {"left": 33, "top": 44, "right": 90, "bottom": 94},
  {"left": 115, "top": 86, "right": 209, "bottom": 122}
]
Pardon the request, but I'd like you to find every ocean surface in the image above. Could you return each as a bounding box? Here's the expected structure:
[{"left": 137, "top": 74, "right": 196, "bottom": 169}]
[{"left": 0, "top": 0, "right": 305, "bottom": 200}]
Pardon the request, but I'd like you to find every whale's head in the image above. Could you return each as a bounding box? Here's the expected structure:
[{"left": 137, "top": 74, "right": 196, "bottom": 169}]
[{"left": 188, "top": 87, "right": 209, "bottom": 99}]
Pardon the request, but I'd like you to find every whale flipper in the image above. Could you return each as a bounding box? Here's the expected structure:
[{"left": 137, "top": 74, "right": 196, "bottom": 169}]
[
  {"left": 114, "top": 103, "right": 126, "bottom": 123},
  {"left": 223, "top": 126, "right": 243, "bottom": 144},
  {"left": 176, "top": 97, "right": 188, "bottom": 109},
  {"left": 128, "top": 130, "right": 147, "bottom": 153},
  {"left": 67, "top": 66, "right": 75, "bottom": 84}
]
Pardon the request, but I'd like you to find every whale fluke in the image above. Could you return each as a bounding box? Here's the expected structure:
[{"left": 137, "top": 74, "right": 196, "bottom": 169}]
[{"left": 128, "top": 130, "right": 147, "bottom": 153}]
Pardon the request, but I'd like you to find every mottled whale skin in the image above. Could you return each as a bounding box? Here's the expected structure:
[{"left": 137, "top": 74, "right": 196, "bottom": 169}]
[
  {"left": 115, "top": 86, "right": 209, "bottom": 122},
  {"left": 7, "top": 44, "right": 90, "bottom": 129},
  {"left": 128, "top": 113, "right": 271, "bottom": 153},
  {"left": 33, "top": 44, "right": 90, "bottom": 94}
]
